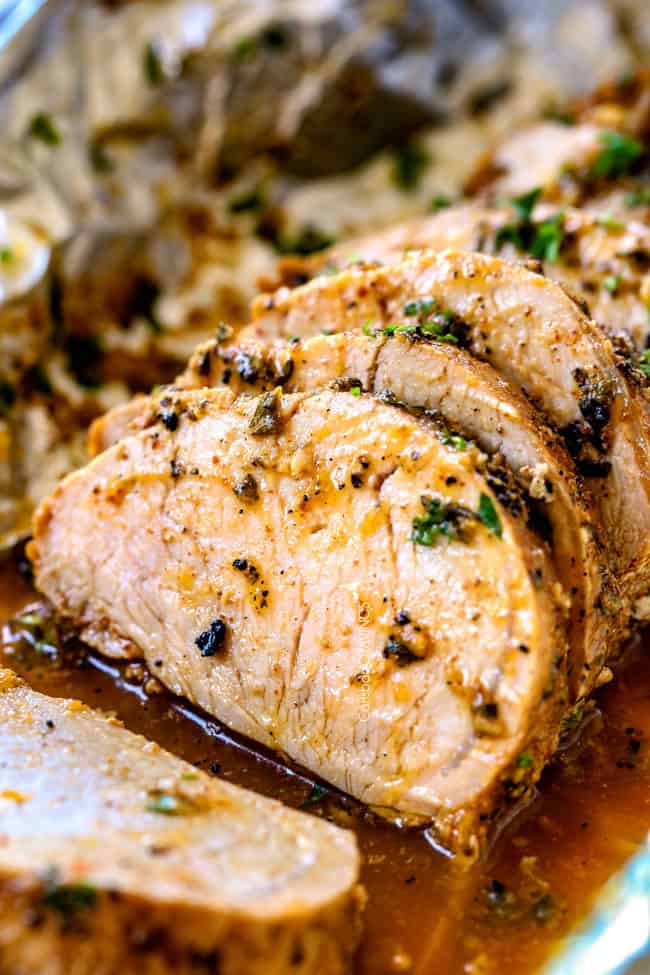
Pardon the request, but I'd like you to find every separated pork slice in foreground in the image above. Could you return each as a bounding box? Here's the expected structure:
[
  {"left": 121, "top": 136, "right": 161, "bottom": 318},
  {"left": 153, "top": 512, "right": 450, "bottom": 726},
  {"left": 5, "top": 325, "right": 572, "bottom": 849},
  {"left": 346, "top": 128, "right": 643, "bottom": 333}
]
[
  {"left": 92, "top": 330, "right": 613, "bottom": 698},
  {"left": 32, "top": 387, "right": 569, "bottom": 857},
  {"left": 0, "top": 668, "right": 363, "bottom": 975},
  {"left": 246, "top": 249, "right": 650, "bottom": 617}
]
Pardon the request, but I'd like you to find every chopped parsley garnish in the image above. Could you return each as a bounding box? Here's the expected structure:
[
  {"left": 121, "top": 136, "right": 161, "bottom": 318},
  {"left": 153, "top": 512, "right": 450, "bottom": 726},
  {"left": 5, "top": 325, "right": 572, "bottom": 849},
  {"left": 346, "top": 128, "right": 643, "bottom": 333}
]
[
  {"left": 232, "top": 35, "right": 257, "bottom": 62},
  {"left": 362, "top": 320, "right": 377, "bottom": 336},
  {"left": 625, "top": 186, "right": 650, "bottom": 207},
  {"left": 0, "top": 246, "right": 13, "bottom": 263},
  {"left": 301, "top": 783, "right": 329, "bottom": 807},
  {"left": 412, "top": 493, "right": 502, "bottom": 546},
  {"left": 590, "top": 130, "right": 644, "bottom": 180},
  {"left": 477, "top": 492, "right": 502, "bottom": 538},
  {"left": 146, "top": 791, "right": 198, "bottom": 815},
  {"left": 441, "top": 430, "right": 468, "bottom": 451},
  {"left": 392, "top": 142, "right": 430, "bottom": 192},
  {"left": 595, "top": 212, "right": 625, "bottom": 231},
  {"left": 28, "top": 112, "right": 61, "bottom": 146},
  {"left": 530, "top": 212, "right": 565, "bottom": 261},
  {"left": 144, "top": 42, "right": 164, "bottom": 85},
  {"left": 512, "top": 187, "right": 542, "bottom": 222},
  {"left": 603, "top": 274, "right": 621, "bottom": 294},
  {"left": 430, "top": 194, "right": 452, "bottom": 212},
  {"left": 411, "top": 496, "right": 474, "bottom": 547},
  {"left": 400, "top": 298, "right": 468, "bottom": 344},
  {"left": 403, "top": 298, "right": 435, "bottom": 317},
  {"left": 228, "top": 188, "right": 264, "bottom": 214},
  {"left": 350, "top": 385, "right": 361, "bottom": 397},
  {"left": 495, "top": 187, "right": 565, "bottom": 261},
  {"left": 42, "top": 870, "right": 97, "bottom": 921},
  {"left": 516, "top": 751, "right": 533, "bottom": 769}
]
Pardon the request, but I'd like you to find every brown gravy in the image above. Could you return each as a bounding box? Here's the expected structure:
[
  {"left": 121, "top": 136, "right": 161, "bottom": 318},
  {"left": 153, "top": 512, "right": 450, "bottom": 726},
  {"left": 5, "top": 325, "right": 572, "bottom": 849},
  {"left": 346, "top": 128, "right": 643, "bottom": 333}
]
[{"left": 2, "top": 557, "right": 650, "bottom": 975}]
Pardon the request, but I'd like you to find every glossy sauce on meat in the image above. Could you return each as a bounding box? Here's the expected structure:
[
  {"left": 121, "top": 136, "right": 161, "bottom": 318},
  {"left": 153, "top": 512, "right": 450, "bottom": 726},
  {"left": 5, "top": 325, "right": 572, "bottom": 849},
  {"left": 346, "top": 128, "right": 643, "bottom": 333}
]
[{"left": 2, "top": 557, "right": 650, "bottom": 975}]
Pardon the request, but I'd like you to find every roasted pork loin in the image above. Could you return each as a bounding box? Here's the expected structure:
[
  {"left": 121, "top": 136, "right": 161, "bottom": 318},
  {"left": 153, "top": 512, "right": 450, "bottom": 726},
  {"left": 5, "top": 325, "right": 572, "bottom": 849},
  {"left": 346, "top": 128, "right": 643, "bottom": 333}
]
[
  {"left": 92, "top": 329, "right": 615, "bottom": 699},
  {"left": 31, "top": 387, "right": 569, "bottom": 856},
  {"left": 244, "top": 250, "right": 650, "bottom": 618}
]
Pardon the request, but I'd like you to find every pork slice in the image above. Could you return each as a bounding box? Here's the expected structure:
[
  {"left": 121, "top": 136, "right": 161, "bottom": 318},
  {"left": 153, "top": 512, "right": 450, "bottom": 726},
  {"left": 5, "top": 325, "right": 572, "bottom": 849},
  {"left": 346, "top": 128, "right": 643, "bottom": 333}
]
[
  {"left": 265, "top": 202, "right": 650, "bottom": 354},
  {"left": 245, "top": 249, "right": 650, "bottom": 615},
  {"left": 0, "top": 668, "right": 363, "bottom": 975},
  {"left": 95, "top": 329, "right": 613, "bottom": 699},
  {"left": 32, "top": 387, "right": 569, "bottom": 856}
]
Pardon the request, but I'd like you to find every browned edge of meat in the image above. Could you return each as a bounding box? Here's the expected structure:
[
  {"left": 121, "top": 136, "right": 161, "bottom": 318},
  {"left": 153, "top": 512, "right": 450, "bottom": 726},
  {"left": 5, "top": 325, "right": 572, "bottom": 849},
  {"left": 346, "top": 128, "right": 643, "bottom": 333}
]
[
  {"left": 243, "top": 249, "right": 650, "bottom": 618},
  {"left": 0, "top": 668, "right": 364, "bottom": 975},
  {"left": 32, "top": 387, "right": 570, "bottom": 858}
]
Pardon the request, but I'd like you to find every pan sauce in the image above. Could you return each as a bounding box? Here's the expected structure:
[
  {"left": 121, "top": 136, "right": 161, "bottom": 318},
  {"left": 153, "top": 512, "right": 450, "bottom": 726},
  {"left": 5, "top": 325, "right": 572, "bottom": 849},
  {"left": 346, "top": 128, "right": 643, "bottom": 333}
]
[{"left": 2, "top": 556, "right": 650, "bottom": 975}]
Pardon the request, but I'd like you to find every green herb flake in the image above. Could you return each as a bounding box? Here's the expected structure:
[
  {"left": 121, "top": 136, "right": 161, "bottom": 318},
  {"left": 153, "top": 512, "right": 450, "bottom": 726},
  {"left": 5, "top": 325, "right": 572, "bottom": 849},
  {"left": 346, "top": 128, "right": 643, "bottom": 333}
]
[
  {"left": 603, "top": 274, "right": 621, "bottom": 294},
  {"left": 0, "top": 247, "right": 13, "bottom": 264},
  {"left": 392, "top": 142, "right": 430, "bottom": 192},
  {"left": 441, "top": 430, "right": 468, "bottom": 451},
  {"left": 477, "top": 493, "right": 502, "bottom": 538},
  {"left": 595, "top": 212, "right": 625, "bottom": 231},
  {"left": 42, "top": 871, "right": 97, "bottom": 922},
  {"left": 625, "top": 186, "right": 650, "bottom": 207},
  {"left": 146, "top": 791, "right": 197, "bottom": 816},
  {"left": 430, "top": 194, "right": 452, "bottom": 212},
  {"left": 404, "top": 298, "right": 435, "bottom": 317},
  {"left": 362, "top": 320, "right": 378, "bottom": 337},
  {"left": 512, "top": 187, "right": 542, "bottom": 222},
  {"left": 301, "top": 783, "right": 329, "bottom": 807},
  {"left": 531, "top": 212, "right": 565, "bottom": 262},
  {"left": 350, "top": 385, "right": 361, "bottom": 397},
  {"left": 28, "top": 112, "right": 60, "bottom": 146},
  {"left": 228, "top": 188, "right": 264, "bottom": 214},
  {"left": 232, "top": 36, "right": 257, "bottom": 62},
  {"left": 516, "top": 751, "right": 533, "bottom": 769},
  {"left": 144, "top": 42, "right": 164, "bottom": 86},
  {"left": 590, "top": 131, "right": 644, "bottom": 180},
  {"left": 411, "top": 496, "right": 473, "bottom": 547}
]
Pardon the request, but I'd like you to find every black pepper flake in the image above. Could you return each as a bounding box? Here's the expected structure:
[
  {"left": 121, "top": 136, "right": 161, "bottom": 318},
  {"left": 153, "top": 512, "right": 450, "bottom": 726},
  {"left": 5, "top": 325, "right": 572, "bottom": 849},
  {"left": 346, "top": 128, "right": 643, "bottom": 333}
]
[
  {"left": 383, "top": 636, "right": 421, "bottom": 667},
  {"left": 195, "top": 619, "right": 227, "bottom": 657},
  {"left": 396, "top": 610, "right": 411, "bottom": 625},
  {"left": 159, "top": 410, "right": 179, "bottom": 432},
  {"left": 170, "top": 458, "right": 183, "bottom": 479},
  {"left": 232, "top": 558, "right": 248, "bottom": 571},
  {"left": 351, "top": 473, "right": 363, "bottom": 488},
  {"left": 197, "top": 349, "right": 212, "bottom": 376}
]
